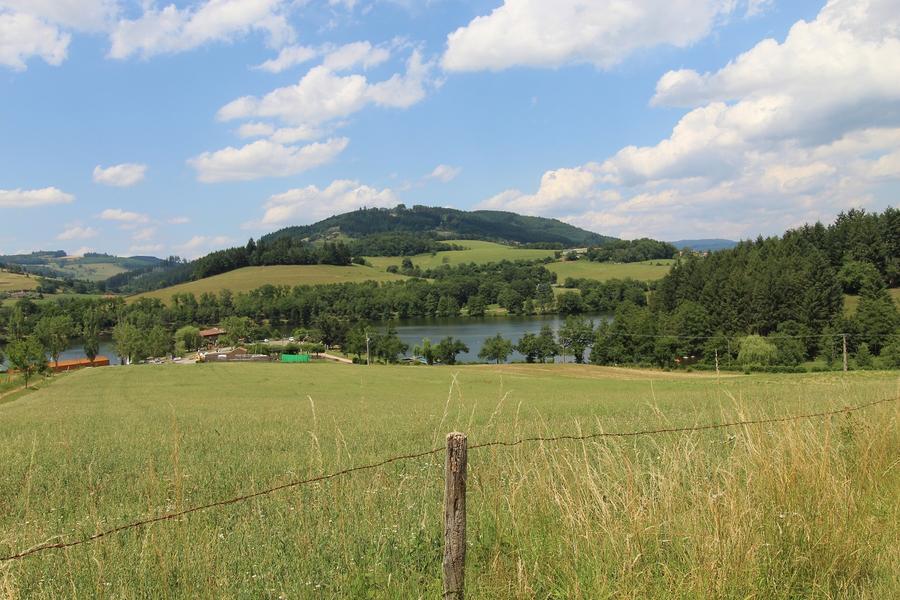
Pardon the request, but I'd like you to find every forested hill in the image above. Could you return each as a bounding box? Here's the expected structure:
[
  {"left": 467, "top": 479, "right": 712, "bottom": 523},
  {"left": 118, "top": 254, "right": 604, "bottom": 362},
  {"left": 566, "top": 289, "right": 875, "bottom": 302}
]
[
  {"left": 260, "top": 205, "right": 613, "bottom": 247},
  {"left": 590, "top": 207, "right": 900, "bottom": 368}
]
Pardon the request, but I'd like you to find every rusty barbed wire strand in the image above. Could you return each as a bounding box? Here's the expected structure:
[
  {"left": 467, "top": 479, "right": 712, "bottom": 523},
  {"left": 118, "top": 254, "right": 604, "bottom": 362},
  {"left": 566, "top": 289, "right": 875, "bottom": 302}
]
[
  {"left": 468, "top": 396, "right": 896, "bottom": 450},
  {"left": 1, "top": 395, "right": 896, "bottom": 563},
  {"left": 0, "top": 446, "right": 444, "bottom": 563}
]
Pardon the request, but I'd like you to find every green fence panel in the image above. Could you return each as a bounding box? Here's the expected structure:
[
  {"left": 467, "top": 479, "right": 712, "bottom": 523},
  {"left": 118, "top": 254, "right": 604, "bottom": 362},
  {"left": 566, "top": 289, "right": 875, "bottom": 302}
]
[{"left": 281, "top": 354, "right": 311, "bottom": 363}]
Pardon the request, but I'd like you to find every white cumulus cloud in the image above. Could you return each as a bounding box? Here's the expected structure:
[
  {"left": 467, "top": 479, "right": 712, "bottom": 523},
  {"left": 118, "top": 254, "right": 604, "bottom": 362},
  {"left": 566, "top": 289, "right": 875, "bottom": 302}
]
[
  {"left": 108, "top": 0, "right": 293, "bottom": 60},
  {"left": 442, "top": 0, "right": 737, "bottom": 72},
  {"left": 478, "top": 0, "right": 900, "bottom": 240},
  {"left": 0, "top": 11, "right": 70, "bottom": 70},
  {"left": 93, "top": 163, "right": 147, "bottom": 187},
  {"left": 253, "top": 43, "right": 317, "bottom": 73},
  {"left": 427, "top": 164, "right": 461, "bottom": 183},
  {"left": 0, "top": 1, "right": 117, "bottom": 70},
  {"left": 100, "top": 208, "right": 150, "bottom": 224},
  {"left": 0, "top": 187, "right": 74, "bottom": 208},
  {"left": 57, "top": 225, "right": 98, "bottom": 240},
  {"left": 236, "top": 121, "right": 276, "bottom": 139},
  {"left": 322, "top": 41, "right": 390, "bottom": 71},
  {"left": 218, "top": 50, "right": 433, "bottom": 129},
  {"left": 0, "top": 1, "right": 118, "bottom": 31},
  {"left": 189, "top": 137, "right": 349, "bottom": 182},
  {"left": 254, "top": 180, "right": 398, "bottom": 226},
  {"left": 176, "top": 235, "right": 233, "bottom": 258}
]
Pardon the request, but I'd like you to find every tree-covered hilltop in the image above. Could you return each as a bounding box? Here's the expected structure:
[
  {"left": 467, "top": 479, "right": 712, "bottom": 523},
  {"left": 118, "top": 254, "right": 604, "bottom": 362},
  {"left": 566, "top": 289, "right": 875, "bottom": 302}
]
[
  {"left": 261, "top": 204, "right": 614, "bottom": 247},
  {"left": 584, "top": 238, "right": 677, "bottom": 263},
  {"left": 591, "top": 208, "right": 899, "bottom": 368}
]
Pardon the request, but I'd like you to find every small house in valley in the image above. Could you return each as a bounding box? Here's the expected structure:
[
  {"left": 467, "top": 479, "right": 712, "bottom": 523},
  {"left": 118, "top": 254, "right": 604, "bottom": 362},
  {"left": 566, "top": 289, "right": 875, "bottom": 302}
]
[{"left": 199, "top": 327, "right": 226, "bottom": 347}]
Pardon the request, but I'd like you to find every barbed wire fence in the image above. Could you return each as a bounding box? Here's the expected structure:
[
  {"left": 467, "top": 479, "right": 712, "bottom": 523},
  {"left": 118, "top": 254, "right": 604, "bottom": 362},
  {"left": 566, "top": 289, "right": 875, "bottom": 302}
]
[{"left": 1, "top": 393, "right": 895, "bottom": 593}]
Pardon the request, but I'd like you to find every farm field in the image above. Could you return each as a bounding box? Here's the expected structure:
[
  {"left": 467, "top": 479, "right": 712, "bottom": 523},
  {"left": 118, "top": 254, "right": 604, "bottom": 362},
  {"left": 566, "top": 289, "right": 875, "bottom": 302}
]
[
  {"left": 1, "top": 363, "right": 897, "bottom": 598},
  {"left": 0, "top": 255, "right": 163, "bottom": 282},
  {"left": 47, "top": 259, "right": 128, "bottom": 281},
  {"left": 0, "top": 271, "right": 39, "bottom": 292},
  {"left": 130, "top": 265, "right": 407, "bottom": 303},
  {"left": 844, "top": 287, "right": 900, "bottom": 314},
  {"left": 365, "top": 240, "right": 557, "bottom": 270},
  {"left": 549, "top": 258, "right": 674, "bottom": 282}
]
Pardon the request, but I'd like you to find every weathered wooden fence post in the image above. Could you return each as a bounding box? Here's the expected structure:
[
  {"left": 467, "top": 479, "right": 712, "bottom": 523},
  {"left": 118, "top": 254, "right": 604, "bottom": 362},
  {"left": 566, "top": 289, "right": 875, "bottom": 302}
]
[{"left": 443, "top": 432, "right": 467, "bottom": 600}]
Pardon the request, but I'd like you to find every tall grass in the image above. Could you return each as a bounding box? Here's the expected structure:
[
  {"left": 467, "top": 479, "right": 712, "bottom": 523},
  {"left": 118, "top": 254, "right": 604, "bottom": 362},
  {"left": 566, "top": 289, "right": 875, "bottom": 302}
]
[{"left": 0, "top": 365, "right": 897, "bottom": 598}]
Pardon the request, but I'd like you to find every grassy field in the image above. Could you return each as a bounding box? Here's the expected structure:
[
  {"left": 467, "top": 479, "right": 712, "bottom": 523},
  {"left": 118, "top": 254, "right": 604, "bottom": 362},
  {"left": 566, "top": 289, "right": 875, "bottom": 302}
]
[
  {"left": 844, "top": 287, "right": 900, "bottom": 314},
  {"left": 365, "top": 240, "right": 557, "bottom": 270},
  {"left": 1, "top": 363, "right": 897, "bottom": 598},
  {"left": 130, "top": 265, "right": 407, "bottom": 303},
  {"left": 49, "top": 260, "right": 128, "bottom": 281},
  {"left": 0, "top": 271, "right": 39, "bottom": 293},
  {"left": 549, "top": 259, "right": 674, "bottom": 282}
]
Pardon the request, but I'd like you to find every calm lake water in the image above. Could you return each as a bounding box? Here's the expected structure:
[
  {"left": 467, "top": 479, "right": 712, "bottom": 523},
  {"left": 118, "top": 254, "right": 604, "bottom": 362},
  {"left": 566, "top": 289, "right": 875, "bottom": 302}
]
[
  {"left": 390, "top": 313, "right": 610, "bottom": 362},
  {"left": 2, "top": 314, "right": 609, "bottom": 368},
  {"left": 0, "top": 338, "right": 119, "bottom": 369}
]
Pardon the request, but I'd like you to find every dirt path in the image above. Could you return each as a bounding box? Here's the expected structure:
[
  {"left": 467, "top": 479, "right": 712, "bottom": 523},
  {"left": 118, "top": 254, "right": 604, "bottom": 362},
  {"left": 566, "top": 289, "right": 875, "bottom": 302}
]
[
  {"left": 320, "top": 352, "right": 353, "bottom": 364},
  {"left": 0, "top": 384, "right": 27, "bottom": 402}
]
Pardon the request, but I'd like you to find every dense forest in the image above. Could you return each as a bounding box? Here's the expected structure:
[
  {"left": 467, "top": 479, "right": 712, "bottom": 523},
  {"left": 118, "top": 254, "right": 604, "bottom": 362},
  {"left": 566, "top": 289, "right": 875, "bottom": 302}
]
[{"left": 591, "top": 208, "right": 899, "bottom": 367}]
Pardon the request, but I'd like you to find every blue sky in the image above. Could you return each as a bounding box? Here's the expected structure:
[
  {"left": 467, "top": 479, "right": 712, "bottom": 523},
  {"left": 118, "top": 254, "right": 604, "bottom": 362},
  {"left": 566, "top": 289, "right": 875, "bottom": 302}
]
[{"left": 1, "top": 0, "right": 898, "bottom": 258}]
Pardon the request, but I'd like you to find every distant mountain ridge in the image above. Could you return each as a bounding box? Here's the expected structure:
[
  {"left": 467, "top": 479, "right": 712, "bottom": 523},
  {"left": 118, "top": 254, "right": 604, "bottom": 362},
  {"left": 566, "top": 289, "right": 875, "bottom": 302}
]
[
  {"left": 669, "top": 239, "right": 738, "bottom": 252},
  {"left": 262, "top": 205, "right": 615, "bottom": 247}
]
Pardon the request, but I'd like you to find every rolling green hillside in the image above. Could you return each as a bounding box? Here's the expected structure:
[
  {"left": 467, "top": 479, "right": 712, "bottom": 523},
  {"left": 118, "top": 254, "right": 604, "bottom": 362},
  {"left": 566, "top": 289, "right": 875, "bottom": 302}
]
[
  {"left": 0, "top": 270, "right": 40, "bottom": 292},
  {"left": 130, "top": 264, "right": 407, "bottom": 303},
  {"left": 365, "top": 240, "right": 558, "bottom": 270},
  {"left": 0, "top": 252, "right": 163, "bottom": 282},
  {"left": 263, "top": 205, "right": 613, "bottom": 246}
]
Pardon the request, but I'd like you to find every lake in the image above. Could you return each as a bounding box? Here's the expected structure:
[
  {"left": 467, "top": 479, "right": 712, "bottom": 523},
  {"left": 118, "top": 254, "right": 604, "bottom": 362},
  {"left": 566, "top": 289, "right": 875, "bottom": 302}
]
[
  {"left": 389, "top": 313, "right": 609, "bottom": 362},
  {"left": 2, "top": 314, "right": 608, "bottom": 369}
]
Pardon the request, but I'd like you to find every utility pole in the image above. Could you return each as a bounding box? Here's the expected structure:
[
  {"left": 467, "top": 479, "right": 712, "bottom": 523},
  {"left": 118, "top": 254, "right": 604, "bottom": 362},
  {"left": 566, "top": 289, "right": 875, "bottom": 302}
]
[
  {"left": 842, "top": 334, "right": 848, "bottom": 372},
  {"left": 366, "top": 330, "right": 371, "bottom": 366}
]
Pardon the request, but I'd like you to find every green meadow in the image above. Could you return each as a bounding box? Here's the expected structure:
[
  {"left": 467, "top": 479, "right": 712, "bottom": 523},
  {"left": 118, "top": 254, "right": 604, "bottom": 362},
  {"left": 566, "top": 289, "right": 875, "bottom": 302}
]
[
  {"left": 130, "top": 265, "right": 408, "bottom": 303},
  {"left": 1, "top": 363, "right": 897, "bottom": 598},
  {"left": 844, "top": 287, "right": 900, "bottom": 315},
  {"left": 364, "top": 240, "right": 557, "bottom": 270},
  {"left": 0, "top": 271, "right": 39, "bottom": 293},
  {"left": 548, "top": 258, "right": 674, "bottom": 282}
]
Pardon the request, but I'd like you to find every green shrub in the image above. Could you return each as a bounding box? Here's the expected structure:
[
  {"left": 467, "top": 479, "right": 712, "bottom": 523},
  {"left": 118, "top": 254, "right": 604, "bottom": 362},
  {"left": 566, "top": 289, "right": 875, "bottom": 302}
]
[{"left": 737, "top": 335, "right": 777, "bottom": 368}]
